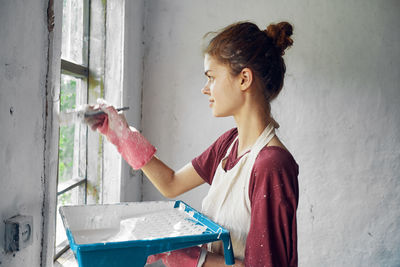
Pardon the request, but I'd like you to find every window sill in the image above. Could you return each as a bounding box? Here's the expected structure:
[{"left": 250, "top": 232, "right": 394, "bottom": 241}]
[{"left": 54, "top": 248, "right": 78, "bottom": 267}]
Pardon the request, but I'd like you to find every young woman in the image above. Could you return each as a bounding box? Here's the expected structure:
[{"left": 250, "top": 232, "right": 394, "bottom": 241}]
[{"left": 86, "top": 21, "right": 299, "bottom": 267}]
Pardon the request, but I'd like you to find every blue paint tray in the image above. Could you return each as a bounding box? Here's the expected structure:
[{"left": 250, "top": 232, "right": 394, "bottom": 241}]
[{"left": 59, "top": 201, "right": 235, "bottom": 266}]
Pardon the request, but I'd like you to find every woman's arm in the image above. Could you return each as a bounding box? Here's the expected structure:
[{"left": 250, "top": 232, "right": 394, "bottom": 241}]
[
  {"left": 141, "top": 156, "right": 205, "bottom": 198},
  {"left": 245, "top": 148, "right": 299, "bottom": 267},
  {"left": 84, "top": 105, "right": 206, "bottom": 198}
]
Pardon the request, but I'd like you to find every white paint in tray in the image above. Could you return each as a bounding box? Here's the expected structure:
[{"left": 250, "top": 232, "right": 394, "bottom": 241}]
[{"left": 71, "top": 205, "right": 207, "bottom": 245}]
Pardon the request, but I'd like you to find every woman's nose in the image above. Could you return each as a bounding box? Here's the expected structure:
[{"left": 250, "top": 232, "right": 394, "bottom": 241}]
[{"left": 202, "top": 85, "right": 210, "bottom": 95}]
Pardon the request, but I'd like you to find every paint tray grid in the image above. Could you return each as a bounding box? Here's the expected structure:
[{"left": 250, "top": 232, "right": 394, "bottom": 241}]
[
  {"left": 109, "top": 209, "right": 208, "bottom": 241},
  {"left": 73, "top": 207, "right": 208, "bottom": 244}
]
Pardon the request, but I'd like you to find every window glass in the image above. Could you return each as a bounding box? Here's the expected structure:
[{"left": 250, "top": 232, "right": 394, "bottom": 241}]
[
  {"left": 58, "top": 74, "right": 77, "bottom": 183},
  {"left": 56, "top": 74, "right": 87, "bottom": 255},
  {"left": 61, "top": 0, "right": 88, "bottom": 65},
  {"left": 58, "top": 74, "right": 87, "bottom": 183}
]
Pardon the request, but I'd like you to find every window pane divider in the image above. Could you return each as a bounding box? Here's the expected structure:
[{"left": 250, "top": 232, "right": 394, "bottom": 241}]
[
  {"left": 54, "top": 240, "right": 70, "bottom": 261},
  {"left": 57, "top": 177, "right": 86, "bottom": 196},
  {"left": 61, "top": 59, "right": 89, "bottom": 78}
]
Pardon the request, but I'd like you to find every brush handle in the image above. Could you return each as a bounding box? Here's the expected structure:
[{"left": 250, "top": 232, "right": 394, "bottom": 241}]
[{"left": 84, "top": 107, "right": 129, "bottom": 118}]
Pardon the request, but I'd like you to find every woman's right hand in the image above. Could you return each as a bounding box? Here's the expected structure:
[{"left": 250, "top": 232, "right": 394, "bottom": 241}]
[{"left": 84, "top": 102, "right": 156, "bottom": 170}]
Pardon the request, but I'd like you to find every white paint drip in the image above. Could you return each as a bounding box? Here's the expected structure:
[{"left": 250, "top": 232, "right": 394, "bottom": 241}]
[
  {"left": 178, "top": 202, "right": 186, "bottom": 212},
  {"left": 216, "top": 228, "right": 222, "bottom": 239}
]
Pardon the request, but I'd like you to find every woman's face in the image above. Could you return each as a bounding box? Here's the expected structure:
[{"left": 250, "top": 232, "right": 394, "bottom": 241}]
[{"left": 202, "top": 54, "right": 244, "bottom": 117}]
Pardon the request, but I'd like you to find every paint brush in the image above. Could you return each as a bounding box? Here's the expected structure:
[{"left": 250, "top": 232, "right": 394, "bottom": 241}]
[
  {"left": 84, "top": 107, "right": 129, "bottom": 117},
  {"left": 59, "top": 106, "right": 130, "bottom": 126}
]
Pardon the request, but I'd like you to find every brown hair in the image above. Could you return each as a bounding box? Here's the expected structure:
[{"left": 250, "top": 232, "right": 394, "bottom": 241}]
[{"left": 204, "top": 21, "right": 293, "bottom": 115}]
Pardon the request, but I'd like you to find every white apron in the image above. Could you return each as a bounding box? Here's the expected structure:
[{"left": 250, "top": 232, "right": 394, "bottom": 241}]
[{"left": 201, "top": 123, "right": 275, "bottom": 260}]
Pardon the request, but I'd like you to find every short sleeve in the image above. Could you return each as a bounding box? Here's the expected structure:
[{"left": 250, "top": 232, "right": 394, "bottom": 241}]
[
  {"left": 245, "top": 147, "right": 299, "bottom": 267},
  {"left": 191, "top": 128, "right": 238, "bottom": 184}
]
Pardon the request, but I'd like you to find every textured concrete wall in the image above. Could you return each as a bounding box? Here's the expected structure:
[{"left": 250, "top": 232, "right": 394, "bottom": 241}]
[
  {"left": 141, "top": 0, "right": 400, "bottom": 266},
  {"left": 0, "top": 0, "right": 49, "bottom": 266}
]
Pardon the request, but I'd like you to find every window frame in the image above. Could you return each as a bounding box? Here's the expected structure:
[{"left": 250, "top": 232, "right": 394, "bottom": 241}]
[
  {"left": 52, "top": 0, "right": 126, "bottom": 262},
  {"left": 54, "top": 0, "right": 91, "bottom": 260}
]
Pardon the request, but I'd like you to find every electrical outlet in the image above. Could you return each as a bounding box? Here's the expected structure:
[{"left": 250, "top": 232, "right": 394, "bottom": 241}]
[{"left": 5, "top": 215, "right": 33, "bottom": 253}]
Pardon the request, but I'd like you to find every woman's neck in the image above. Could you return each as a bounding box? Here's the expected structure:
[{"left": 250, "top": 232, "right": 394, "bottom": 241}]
[{"left": 233, "top": 103, "right": 270, "bottom": 157}]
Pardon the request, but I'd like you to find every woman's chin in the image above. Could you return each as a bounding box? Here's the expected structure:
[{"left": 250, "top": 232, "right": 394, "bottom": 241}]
[{"left": 212, "top": 110, "right": 228, "bottom": 118}]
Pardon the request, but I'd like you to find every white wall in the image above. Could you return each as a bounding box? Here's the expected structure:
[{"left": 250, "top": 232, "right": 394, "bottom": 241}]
[
  {"left": 121, "top": 0, "right": 146, "bottom": 202},
  {"left": 140, "top": 0, "right": 400, "bottom": 266},
  {"left": 0, "top": 0, "right": 50, "bottom": 266}
]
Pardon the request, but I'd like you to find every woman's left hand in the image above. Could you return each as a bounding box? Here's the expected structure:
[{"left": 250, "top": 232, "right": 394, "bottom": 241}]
[{"left": 147, "top": 247, "right": 202, "bottom": 267}]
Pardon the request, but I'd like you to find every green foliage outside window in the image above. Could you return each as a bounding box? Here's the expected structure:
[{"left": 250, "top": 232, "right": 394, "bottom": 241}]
[{"left": 58, "top": 76, "right": 77, "bottom": 185}]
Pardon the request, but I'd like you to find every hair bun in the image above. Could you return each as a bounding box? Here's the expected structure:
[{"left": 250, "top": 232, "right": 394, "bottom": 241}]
[{"left": 265, "top": 22, "right": 293, "bottom": 55}]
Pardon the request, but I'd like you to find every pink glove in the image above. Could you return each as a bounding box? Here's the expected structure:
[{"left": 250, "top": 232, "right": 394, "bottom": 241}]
[
  {"left": 86, "top": 104, "right": 156, "bottom": 170},
  {"left": 146, "top": 247, "right": 203, "bottom": 267}
]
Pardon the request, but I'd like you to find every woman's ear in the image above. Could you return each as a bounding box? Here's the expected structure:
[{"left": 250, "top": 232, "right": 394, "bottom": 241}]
[{"left": 239, "top": 68, "right": 253, "bottom": 91}]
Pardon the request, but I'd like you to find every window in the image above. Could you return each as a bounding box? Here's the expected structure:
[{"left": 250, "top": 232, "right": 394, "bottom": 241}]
[
  {"left": 54, "top": 0, "right": 90, "bottom": 260},
  {"left": 54, "top": 0, "right": 106, "bottom": 261},
  {"left": 54, "top": 0, "right": 125, "bottom": 262}
]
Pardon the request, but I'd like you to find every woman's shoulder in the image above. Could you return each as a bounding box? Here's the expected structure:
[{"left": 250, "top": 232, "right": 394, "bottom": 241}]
[
  {"left": 218, "top": 127, "right": 238, "bottom": 143},
  {"left": 250, "top": 146, "right": 299, "bottom": 202},
  {"left": 192, "top": 128, "right": 238, "bottom": 184},
  {"left": 255, "top": 146, "right": 298, "bottom": 172},
  {"left": 212, "top": 127, "right": 238, "bottom": 155}
]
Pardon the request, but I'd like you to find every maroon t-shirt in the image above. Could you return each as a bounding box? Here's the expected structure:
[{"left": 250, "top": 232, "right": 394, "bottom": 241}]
[{"left": 192, "top": 128, "right": 299, "bottom": 267}]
